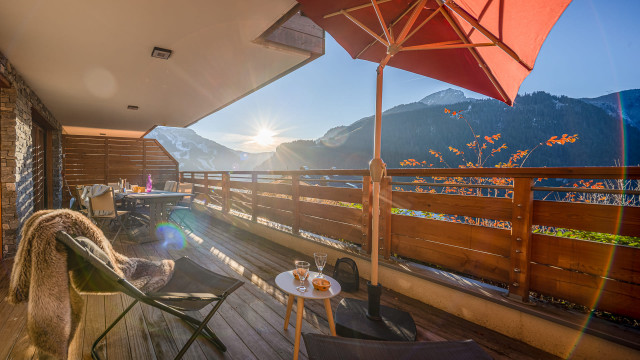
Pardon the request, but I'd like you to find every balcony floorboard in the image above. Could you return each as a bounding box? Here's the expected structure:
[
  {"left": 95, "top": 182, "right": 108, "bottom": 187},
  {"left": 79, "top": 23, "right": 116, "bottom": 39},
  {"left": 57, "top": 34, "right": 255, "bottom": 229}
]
[{"left": 0, "top": 213, "right": 558, "bottom": 359}]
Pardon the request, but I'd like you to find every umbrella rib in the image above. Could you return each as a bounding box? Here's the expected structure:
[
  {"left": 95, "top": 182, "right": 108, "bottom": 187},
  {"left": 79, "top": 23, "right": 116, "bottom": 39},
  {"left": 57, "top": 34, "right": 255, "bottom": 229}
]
[
  {"left": 444, "top": 1, "right": 533, "bottom": 71},
  {"left": 395, "top": 0, "right": 428, "bottom": 44},
  {"left": 402, "top": 42, "right": 495, "bottom": 51},
  {"left": 355, "top": 0, "right": 422, "bottom": 59},
  {"left": 371, "top": 0, "right": 394, "bottom": 43},
  {"left": 435, "top": 0, "right": 510, "bottom": 104},
  {"left": 398, "top": 4, "right": 444, "bottom": 46},
  {"left": 324, "top": 0, "right": 393, "bottom": 19},
  {"left": 341, "top": 10, "right": 389, "bottom": 47}
]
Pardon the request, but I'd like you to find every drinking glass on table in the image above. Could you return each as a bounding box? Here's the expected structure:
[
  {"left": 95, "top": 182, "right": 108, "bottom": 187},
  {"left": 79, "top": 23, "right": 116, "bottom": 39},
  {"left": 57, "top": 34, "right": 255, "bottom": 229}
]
[
  {"left": 314, "top": 253, "right": 327, "bottom": 278},
  {"left": 295, "top": 261, "right": 310, "bottom": 292}
]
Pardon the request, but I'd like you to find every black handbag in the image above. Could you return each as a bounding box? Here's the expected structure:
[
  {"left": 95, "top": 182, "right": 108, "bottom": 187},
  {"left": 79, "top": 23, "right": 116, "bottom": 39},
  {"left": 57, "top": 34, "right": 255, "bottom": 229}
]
[{"left": 332, "top": 257, "right": 360, "bottom": 292}]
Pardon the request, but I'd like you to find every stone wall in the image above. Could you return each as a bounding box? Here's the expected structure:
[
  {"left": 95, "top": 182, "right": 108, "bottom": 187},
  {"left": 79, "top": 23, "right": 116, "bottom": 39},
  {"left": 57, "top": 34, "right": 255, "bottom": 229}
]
[{"left": 0, "top": 51, "right": 63, "bottom": 258}]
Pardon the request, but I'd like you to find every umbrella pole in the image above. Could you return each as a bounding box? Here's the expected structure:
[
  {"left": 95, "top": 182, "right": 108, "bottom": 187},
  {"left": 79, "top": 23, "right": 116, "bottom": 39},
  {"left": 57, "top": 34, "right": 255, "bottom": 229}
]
[
  {"left": 332, "top": 64, "right": 416, "bottom": 342},
  {"left": 367, "top": 64, "right": 385, "bottom": 320}
]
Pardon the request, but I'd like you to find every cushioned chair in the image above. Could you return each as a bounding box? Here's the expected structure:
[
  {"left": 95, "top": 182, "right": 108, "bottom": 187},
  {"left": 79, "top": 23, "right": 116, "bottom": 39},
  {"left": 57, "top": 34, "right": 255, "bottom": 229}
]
[
  {"left": 302, "top": 333, "right": 493, "bottom": 360},
  {"left": 70, "top": 185, "right": 89, "bottom": 215},
  {"left": 164, "top": 180, "right": 178, "bottom": 192},
  {"left": 88, "top": 188, "right": 132, "bottom": 242},
  {"left": 56, "top": 231, "right": 243, "bottom": 360},
  {"left": 169, "top": 182, "right": 195, "bottom": 232}
]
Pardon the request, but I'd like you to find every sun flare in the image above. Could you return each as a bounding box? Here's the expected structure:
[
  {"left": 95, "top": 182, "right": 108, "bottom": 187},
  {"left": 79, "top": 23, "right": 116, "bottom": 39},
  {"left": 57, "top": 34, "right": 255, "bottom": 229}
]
[{"left": 253, "top": 128, "right": 275, "bottom": 147}]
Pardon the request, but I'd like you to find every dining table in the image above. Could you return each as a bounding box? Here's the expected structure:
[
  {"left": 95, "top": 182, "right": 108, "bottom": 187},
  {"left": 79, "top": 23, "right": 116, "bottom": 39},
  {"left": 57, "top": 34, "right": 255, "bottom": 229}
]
[{"left": 123, "top": 190, "right": 194, "bottom": 241}]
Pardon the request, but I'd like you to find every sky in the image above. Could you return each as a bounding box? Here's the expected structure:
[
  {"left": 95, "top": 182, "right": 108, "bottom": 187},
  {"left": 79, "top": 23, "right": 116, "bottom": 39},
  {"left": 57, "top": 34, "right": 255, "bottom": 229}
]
[{"left": 190, "top": 0, "right": 640, "bottom": 153}]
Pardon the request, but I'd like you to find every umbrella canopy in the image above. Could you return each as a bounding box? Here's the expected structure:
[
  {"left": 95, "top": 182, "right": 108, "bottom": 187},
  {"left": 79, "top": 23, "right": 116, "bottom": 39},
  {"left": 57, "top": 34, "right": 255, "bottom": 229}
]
[
  {"left": 296, "top": 0, "right": 571, "bottom": 297},
  {"left": 298, "top": 0, "right": 571, "bottom": 105}
]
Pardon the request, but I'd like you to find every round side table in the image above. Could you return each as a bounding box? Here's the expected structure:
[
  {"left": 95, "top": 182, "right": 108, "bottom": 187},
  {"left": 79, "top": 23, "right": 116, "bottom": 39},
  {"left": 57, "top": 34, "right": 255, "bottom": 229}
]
[{"left": 275, "top": 271, "right": 341, "bottom": 360}]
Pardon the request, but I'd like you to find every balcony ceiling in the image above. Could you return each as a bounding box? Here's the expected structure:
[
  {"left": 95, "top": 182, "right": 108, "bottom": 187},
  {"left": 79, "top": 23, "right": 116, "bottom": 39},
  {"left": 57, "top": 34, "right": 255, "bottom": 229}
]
[{"left": 0, "top": 0, "right": 314, "bottom": 137}]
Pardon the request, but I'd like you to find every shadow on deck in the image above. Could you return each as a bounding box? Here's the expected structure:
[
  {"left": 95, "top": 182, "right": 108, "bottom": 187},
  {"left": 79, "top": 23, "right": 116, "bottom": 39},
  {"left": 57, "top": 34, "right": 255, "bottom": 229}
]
[{"left": 0, "top": 213, "right": 559, "bottom": 359}]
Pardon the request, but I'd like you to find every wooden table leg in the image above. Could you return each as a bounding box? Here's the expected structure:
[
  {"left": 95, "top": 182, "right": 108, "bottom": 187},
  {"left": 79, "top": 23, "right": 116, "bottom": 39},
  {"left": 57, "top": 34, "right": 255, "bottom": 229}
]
[
  {"left": 284, "top": 294, "right": 294, "bottom": 330},
  {"left": 148, "top": 202, "right": 162, "bottom": 238},
  {"left": 323, "top": 298, "right": 336, "bottom": 336},
  {"left": 293, "top": 297, "right": 304, "bottom": 360}
]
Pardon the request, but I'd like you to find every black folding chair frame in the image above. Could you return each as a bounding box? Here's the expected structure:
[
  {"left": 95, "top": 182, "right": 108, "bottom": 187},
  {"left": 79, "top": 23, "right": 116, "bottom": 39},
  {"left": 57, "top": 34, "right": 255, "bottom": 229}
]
[
  {"left": 55, "top": 231, "right": 242, "bottom": 360},
  {"left": 91, "top": 285, "right": 231, "bottom": 360}
]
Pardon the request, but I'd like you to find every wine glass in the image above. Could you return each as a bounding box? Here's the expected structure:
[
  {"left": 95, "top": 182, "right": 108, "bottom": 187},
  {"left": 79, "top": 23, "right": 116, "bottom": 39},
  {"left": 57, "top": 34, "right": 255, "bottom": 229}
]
[
  {"left": 295, "top": 261, "right": 310, "bottom": 292},
  {"left": 314, "top": 253, "right": 327, "bottom": 278}
]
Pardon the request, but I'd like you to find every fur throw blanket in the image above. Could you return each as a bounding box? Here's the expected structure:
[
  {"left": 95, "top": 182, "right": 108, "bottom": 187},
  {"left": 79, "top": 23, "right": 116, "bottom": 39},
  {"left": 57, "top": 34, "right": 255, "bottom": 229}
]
[{"left": 8, "top": 209, "right": 174, "bottom": 359}]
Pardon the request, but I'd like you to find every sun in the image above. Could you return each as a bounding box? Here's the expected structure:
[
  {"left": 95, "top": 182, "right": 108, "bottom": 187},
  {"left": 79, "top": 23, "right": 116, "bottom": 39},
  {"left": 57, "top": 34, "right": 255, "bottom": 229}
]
[{"left": 253, "top": 128, "right": 275, "bottom": 147}]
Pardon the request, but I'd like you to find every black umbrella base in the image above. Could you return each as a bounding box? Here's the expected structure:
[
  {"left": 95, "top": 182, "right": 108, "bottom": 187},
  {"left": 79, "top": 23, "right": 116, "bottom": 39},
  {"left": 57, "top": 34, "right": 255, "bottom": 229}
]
[{"left": 334, "top": 298, "right": 417, "bottom": 341}]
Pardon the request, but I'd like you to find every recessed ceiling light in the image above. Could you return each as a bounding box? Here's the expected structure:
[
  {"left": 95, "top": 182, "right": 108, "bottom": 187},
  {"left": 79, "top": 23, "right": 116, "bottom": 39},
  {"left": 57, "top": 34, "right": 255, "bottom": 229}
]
[
  {"left": 151, "top": 47, "right": 172, "bottom": 60},
  {"left": 127, "top": 105, "right": 139, "bottom": 110}
]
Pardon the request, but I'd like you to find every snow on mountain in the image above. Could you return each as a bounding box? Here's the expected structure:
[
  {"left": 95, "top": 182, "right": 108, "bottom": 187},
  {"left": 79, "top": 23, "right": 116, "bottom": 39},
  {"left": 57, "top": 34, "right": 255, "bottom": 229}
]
[
  {"left": 419, "top": 88, "right": 475, "bottom": 106},
  {"left": 145, "top": 126, "right": 272, "bottom": 171},
  {"left": 580, "top": 89, "right": 640, "bottom": 129}
]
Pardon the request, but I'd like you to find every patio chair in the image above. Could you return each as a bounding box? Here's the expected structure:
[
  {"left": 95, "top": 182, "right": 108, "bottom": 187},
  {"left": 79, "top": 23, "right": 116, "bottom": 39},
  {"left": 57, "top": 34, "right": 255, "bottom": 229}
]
[
  {"left": 125, "top": 184, "right": 141, "bottom": 210},
  {"left": 88, "top": 187, "right": 132, "bottom": 242},
  {"left": 164, "top": 180, "right": 178, "bottom": 192},
  {"left": 70, "top": 185, "right": 89, "bottom": 215},
  {"left": 169, "top": 182, "right": 195, "bottom": 232},
  {"left": 55, "top": 231, "right": 244, "bottom": 360},
  {"left": 302, "top": 333, "right": 493, "bottom": 360}
]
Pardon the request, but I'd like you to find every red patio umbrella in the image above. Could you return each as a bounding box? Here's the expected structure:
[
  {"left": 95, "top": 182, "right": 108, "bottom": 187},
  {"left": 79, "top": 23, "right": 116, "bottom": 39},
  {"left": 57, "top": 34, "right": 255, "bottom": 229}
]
[{"left": 296, "top": 0, "right": 571, "bottom": 340}]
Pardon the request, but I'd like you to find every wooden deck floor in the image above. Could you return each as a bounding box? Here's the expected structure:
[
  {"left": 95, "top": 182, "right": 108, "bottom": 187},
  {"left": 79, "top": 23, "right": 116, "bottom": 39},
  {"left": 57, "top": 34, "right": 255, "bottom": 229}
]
[{"left": 0, "top": 213, "right": 559, "bottom": 360}]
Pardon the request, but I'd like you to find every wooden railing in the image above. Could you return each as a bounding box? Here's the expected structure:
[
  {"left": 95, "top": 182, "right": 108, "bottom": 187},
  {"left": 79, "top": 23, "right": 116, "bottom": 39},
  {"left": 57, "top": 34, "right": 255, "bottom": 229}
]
[
  {"left": 62, "top": 135, "right": 179, "bottom": 203},
  {"left": 181, "top": 167, "right": 640, "bottom": 319}
]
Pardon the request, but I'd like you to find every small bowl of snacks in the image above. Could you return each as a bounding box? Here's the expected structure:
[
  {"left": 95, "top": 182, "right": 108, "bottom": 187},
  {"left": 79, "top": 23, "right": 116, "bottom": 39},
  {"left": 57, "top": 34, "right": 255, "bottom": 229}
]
[{"left": 312, "top": 278, "right": 331, "bottom": 291}]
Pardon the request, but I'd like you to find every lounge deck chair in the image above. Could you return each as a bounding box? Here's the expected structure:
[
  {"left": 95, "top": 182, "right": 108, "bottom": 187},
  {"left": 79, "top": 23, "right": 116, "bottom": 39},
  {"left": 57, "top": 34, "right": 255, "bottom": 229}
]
[
  {"left": 56, "top": 231, "right": 244, "bottom": 360},
  {"left": 302, "top": 333, "right": 493, "bottom": 360}
]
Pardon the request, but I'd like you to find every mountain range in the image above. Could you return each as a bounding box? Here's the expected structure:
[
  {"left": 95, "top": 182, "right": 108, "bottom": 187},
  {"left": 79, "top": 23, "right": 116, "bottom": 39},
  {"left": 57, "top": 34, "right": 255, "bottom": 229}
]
[
  {"left": 145, "top": 126, "right": 271, "bottom": 171},
  {"left": 258, "top": 89, "right": 640, "bottom": 170},
  {"left": 146, "top": 89, "right": 640, "bottom": 172}
]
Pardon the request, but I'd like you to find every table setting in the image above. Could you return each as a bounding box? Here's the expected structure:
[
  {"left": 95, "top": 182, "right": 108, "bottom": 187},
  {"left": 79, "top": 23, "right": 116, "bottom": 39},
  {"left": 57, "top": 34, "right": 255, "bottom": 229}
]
[{"left": 275, "top": 252, "right": 340, "bottom": 360}]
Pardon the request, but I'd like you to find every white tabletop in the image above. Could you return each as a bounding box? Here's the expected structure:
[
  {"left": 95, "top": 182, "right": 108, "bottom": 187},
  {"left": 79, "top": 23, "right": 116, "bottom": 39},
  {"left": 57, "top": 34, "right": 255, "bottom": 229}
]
[{"left": 275, "top": 271, "right": 341, "bottom": 299}]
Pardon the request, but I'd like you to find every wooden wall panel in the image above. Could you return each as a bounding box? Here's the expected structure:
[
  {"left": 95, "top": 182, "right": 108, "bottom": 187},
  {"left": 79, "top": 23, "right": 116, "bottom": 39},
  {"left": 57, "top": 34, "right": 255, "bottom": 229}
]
[
  {"left": 392, "top": 234, "right": 510, "bottom": 283},
  {"left": 392, "top": 191, "right": 512, "bottom": 221},
  {"left": 299, "top": 214, "right": 363, "bottom": 245},
  {"left": 256, "top": 182, "right": 292, "bottom": 195},
  {"left": 230, "top": 200, "right": 252, "bottom": 215},
  {"left": 255, "top": 206, "right": 292, "bottom": 226},
  {"left": 298, "top": 185, "right": 361, "bottom": 204},
  {"left": 533, "top": 200, "right": 640, "bottom": 237},
  {"left": 299, "top": 201, "right": 362, "bottom": 227},
  {"left": 62, "top": 135, "right": 178, "bottom": 205},
  {"left": 230, "top": 191, "right": 252, "bottom": 204},
  {"left": 530, "top": 263, "right": 640, "bottom": 319},
  {"left": 229, "top": 181, "right": 252, "bottom": 191},
  {"left": 391, "top": 214, "right": 511, "bottom": 257},
  {"left": 531, "top": 234, "right": 640, "bottom": 284},
  {"left": 257, "top": 195, "right": 293, "bottom": 211}
]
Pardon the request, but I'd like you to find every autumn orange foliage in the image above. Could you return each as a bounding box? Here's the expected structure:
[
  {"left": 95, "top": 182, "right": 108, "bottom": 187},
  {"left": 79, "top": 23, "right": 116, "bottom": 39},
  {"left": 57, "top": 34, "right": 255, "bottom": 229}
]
[
  {"left": 400, "top": 108, "right": 578, "bottom": 172},
  {"left": 398, "top": 108, "right": 580, "bottom": 227}
]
